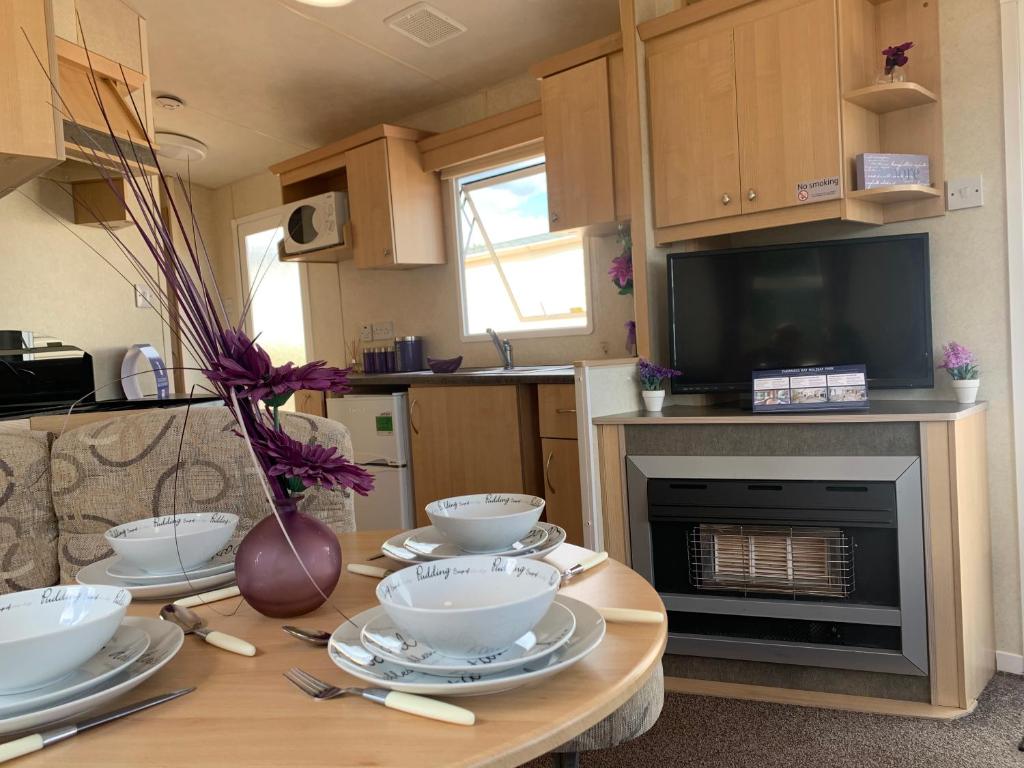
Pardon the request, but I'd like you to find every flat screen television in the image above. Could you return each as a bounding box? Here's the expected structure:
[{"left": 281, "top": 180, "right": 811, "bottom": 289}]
[{"left": 667, "top": 234, "right": 933, "bottom": 394}]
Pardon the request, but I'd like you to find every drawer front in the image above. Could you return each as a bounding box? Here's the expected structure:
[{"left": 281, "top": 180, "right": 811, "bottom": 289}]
[{"left": 538, "top": 384, "right": 577, "bottom": 439}]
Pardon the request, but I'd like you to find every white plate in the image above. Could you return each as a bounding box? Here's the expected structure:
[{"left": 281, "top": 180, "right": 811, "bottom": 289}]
[
  {"left": 403, "top": 525, "right": 549, "bottom": 559},
  {"left": 105, "top": 552, "right": 236, "bottom": 583},
  {"left": 359, "top": 600, "right": 575, "bottom": 676},
  {"left": 381, "top": 523, "right": 567, "bottom": 566},
  {"left": 0, "top": 617, "right": 184, "bottom": 736},
  {"left": 0, "top": 625, "right": 150, "bottom": 717},
  {"left": 327, "top": 595, "right": 604, "bottom": 696},
  {"left": 78, "top": 555, "right": 235, "bottom": 600}
]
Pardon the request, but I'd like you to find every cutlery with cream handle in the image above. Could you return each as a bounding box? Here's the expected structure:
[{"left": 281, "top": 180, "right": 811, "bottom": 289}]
[
  {"left": 595, "top": 607, "right": 664, "bottom": 624},
  {"left": 0, "top": 689, "right": 194, "bottom": 764},
  {"left": 160, "top": 604, "right": 256, "bottom": 656},
  {"left": 173, "top": 585, "right": 241, "bottom": 608}
]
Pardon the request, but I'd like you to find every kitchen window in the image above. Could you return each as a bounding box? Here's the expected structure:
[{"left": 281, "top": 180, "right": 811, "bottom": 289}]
[{"left": 453, "top": 157, "right": 591, "bottom": 339}]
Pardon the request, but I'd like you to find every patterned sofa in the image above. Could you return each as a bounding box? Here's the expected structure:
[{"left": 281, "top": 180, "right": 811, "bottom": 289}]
[{"left": 0, "top": 406, "right": 355, "bottom": 594}]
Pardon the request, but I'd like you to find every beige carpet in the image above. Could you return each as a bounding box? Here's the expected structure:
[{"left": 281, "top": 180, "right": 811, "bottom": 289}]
[{"left": 525, "top": 673, "right": 1024, "bottom": 767}]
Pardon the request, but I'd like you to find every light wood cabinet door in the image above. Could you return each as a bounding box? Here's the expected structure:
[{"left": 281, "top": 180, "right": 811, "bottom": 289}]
[
  {"left": 345, "top": 139, "right": 397, "bottom": 270},
  {"left": 538, "top": 384, "right": 577, "bottom": 439},
  {"left": 409, "top": 386, "right": 538, "bottom": 527},
  {"left": 541, "top": 57, "right": 616, "bottom": 231},
  {"left": 734, "top": 0, "right": 841, "bottom": 214},
  {"left": 542, "top": 438, "right": 584, "bottom": 546},
  {"left": 648, "top": 27, "right": 741, "bottom": 227},
  {"left": 0, "top": 0, "right": 63, "bottom": 197}
]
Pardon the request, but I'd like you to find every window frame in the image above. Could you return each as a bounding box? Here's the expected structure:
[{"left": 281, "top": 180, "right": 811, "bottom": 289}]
[{"left": 448, "top": 158, "right": 594, "bottom": 343}]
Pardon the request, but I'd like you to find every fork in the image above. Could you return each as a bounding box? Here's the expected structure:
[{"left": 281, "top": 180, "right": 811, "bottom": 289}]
[{"left": 282, "top": 667, "right": 475, "bottom": 726}]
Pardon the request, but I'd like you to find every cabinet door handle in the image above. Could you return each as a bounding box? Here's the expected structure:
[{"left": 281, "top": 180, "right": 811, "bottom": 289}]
[
  {"left": 544, "top": 452, "right": 555, "bottom": 493},
  {"left": 550, "top": 212, "right": 559, "bottom": 223},
  {"left": 721, "top": 193, "right": 732, "bottom": 206},
  {"left": 383, "top": 246, "right": 392, "bottom": 258},
  {"left": 747, "top": 189, "right": 757, "bottom": 201},
  {"left": 409, "top": 399, "right": 420, "bottom": 435},
  {"left": 555, "top": 408, "right": 576, "bottom": 414}
]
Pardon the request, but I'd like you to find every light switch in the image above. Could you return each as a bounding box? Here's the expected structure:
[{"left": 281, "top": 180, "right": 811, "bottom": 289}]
[
  {"left": 359, "top": 324, "right": 373, "bottom": 342},
  {"left": 946, "top": 176, "right": 984, "bottom": 211},
  {"left": 135, "top": 283, "right": 157, "bottom": 309},
  {"left": 371, "top": 321, "right": 395, "bottom": 341}
]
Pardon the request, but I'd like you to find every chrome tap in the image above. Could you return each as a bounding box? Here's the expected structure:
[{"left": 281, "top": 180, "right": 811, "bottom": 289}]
[{"left": 485, "top": 328, "right": 514, "bottom": 370}]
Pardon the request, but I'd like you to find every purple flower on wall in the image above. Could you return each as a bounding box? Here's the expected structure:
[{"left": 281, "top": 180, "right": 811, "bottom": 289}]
[
  {"left": 937, "top": 341, "right": 979, "bottom": 380},
  {"left": 205, "top": 329, "right": 353, "bottom": 404},
  {"left": 882, "top": 41, "right": 914, "bottom": 75},
  {"left": 625, "top": 320, "right": 637, "bottom": 355},
  {"left": 609, "top": 226, "right": 634, "bottom": 295},
  {"left": 637, "top": 358, "right": 682, "bottom": 391},
  {"left": 248, "top": 420, "right": 375, "bottom": 496}
]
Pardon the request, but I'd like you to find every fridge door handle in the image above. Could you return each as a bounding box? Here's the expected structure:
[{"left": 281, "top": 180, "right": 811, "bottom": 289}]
[{"left": 410, "top": 399, "right": 421, "bottom": 435}]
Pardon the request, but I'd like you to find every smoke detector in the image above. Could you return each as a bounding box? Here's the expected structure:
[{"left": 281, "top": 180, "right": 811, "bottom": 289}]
[
  {"left": 154, "top": 132, "right": 208, "bottom": 162},
  {"left": 385, "top": 3, "right": 466, "bottom": 47},
  {"left": 155, "top": 95, "right": 185, "bottom": 111}
]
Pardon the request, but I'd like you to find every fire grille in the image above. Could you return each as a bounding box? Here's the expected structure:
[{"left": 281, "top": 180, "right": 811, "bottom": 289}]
[{"left": 689, "top": 524, "right": 855, "bottom": 597}]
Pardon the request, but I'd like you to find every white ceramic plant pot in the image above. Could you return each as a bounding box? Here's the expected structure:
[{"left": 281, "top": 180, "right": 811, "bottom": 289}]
[
  {"left": 642, "top": 390, "right": 665, "bottom": 413},
  {"left": 951, "top": 379, "right": 980, "bottom": 405}
]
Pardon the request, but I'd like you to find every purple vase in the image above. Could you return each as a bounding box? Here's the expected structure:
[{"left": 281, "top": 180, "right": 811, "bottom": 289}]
[{"left": 234, "top": 498, "right": 342, "bottom": 618}]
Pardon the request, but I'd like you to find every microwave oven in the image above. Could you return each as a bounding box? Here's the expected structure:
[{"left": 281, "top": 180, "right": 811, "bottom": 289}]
[{"left": 282, "top": 191, "right": 349, "bottom": 255}]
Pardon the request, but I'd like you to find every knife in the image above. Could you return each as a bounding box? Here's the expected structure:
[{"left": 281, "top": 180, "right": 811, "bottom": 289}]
[{"left": 0, "top": 688, "right": 195, "bottom": 763}]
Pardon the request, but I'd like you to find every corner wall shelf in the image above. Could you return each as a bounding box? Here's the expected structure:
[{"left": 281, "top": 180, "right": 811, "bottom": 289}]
[
  {"left": 277, "top": 225, "right": 353, "bottom": 264},
  {"left": 847, "top": 185, "right": 941, "bottom": 204},
  {"left": 843, "top": 82, "right": 939, "bottom": 114}
]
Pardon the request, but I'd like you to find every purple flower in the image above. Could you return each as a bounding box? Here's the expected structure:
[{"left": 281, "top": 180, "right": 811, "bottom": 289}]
[
  {"left": 205, "top": 329, "right": 352, "bottom": 402},
  {"left": 625, "top": 320, "right": 637, "bottom": 354},
  {"left": 608, "top": 253, "right": 633, "bottom": 291},
  {"left": 637, "top": 358, "right": 682, "bottom": 391},
  {"left": 883, "top": 41, "right": 914, "bottom": 74},
  {"left": 938, "top": 341, "right": 979, "bottom": 380},
  {"left": 248, "top": 420, "right": 375, "bottom": 496}
]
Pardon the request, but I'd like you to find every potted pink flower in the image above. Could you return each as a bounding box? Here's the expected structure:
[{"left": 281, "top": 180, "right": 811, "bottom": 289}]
[
  {"left": 938, "top": 341, "right": 980, "bottom": 404},
  {"left": 637, "top": 358, "right": 682, "bottom": 413}
]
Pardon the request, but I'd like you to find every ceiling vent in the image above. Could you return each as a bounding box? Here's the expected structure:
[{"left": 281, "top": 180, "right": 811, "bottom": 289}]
[{"left": 385, "top": 3, "right": 466, "bottom": 47}]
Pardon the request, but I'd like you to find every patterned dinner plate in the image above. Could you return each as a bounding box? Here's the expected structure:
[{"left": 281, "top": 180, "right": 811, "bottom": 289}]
[
  {"left": 327, "top": 595, "right": 604, "bottom": 696},
  {"left": 402, "top": 525, "right": 549, "bottom": 560},
  {"left": 105, "top": 552, "right": 236, "bottom": 583},
  {"left": 77, "top": 555, "right": 235, "bottom": 600},
  {"left": 359, "top": 599, "right": 575, "bottom": 676},
  {"left": 381, "top": 523, "right": 567, "bottom": 566},
  {"left": 0, "top": 625, "right": 150, "bottom": 717},
  {"left": 0, "top": 617, "right": 184, "bottom": 735}
]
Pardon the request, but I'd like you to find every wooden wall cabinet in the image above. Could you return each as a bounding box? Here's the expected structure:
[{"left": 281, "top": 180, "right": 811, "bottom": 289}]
[
  {"left": 0, "top": 0, "right": 64, "bottom": 198},
  {"left": 532, "top": 34, "right": 631, "bottom": 231},
  {"left": 271, "top": 126, "right": 445, "bottom": 270},
  {"left": 408, "top": 385, "right": 542, "bottom": 526},
  {"left": 640, "top": 0, "right": 945, "bottom": 243}
]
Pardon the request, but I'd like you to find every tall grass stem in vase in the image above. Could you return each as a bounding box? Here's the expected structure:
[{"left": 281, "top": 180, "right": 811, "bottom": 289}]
[
  {"left": 637, "top": 358, "right": 682, "bottom": 413},
  {"left": 938, "top": 341, "right": 980, "bottom": 405}
]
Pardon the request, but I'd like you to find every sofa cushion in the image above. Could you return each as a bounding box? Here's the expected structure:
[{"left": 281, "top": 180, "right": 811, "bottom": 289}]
[
  {"left": 0, "top": 428, "right": 58, "bottom": 595},
  {"left": 51, "top": 406, "right": 356, "bottom": 582}
]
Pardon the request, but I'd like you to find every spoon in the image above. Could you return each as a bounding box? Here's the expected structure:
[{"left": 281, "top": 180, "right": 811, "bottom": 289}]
[
  {"left": 160, "top": 604, "right": 256, "bottom": 656},
  {"left": 282, "top": 625, "right": 330, "bottom": 646},
  {"left": 283, "top": 625, "right": 377, "bottom": 666}
]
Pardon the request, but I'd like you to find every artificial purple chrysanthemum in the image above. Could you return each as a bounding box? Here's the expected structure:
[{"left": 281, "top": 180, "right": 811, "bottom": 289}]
[
  {"left": 625, "top": 320, "right": 637, "bottom": 354},
  {"left": 938, "top": 341, "right": 979, "bottom": 380},
  {"left": 205, "top": 329, "right": 352, "bottom": 403},
  {"left": 248, "top": 420, "right": 375, "bottom": 496},
  {"left": 608, "top": 253, "right": 633, "bottom": 292},
  {"left": 883, "top": 41, "right": 914, "bottom": 74},
  {"left": 637, "top": 358, "right": 682, "bottom": 391}
]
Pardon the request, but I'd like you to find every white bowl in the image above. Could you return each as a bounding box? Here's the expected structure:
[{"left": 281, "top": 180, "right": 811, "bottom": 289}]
[
  {"left": 425, "top": 494, "right": 545, "bottom": 553},
  {"left": 104, "top": 512, "right": 238, "bottom": 574},
  {"left": 376, "top": 555, "right": 560, "bottom": 658},
  {"left": 0, "top": 585, "right": 131, "bottom": 693}
]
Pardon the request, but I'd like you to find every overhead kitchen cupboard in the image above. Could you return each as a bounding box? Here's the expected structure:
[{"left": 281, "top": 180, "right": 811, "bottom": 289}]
[
  {"left": 530, "top": 33, "right": 631, "bottom": 232},
  {"left": 639, "top": 0, "right": 945, "bottom": 243}
]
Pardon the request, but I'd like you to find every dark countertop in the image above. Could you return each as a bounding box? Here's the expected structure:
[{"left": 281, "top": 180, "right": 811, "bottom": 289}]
[
  {"left": 348, "top": 365, "right": 575, "bottom": 388},
  {"left": 593, "top": 399, "right": 989, "bottom": 425},
  {"left": 0, "top": 394, "right": 221, "bottom": 421}
]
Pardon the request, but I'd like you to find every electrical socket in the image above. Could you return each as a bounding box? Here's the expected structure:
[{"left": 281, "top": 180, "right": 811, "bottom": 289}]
[
  {"left": 135, "top": 283, "right": 156, "bottom": 309},
  {"left": 371, "top": 321, "right": 395, "bottom": 341},
  {"left": 359, "top": 324, "right": 373, "bottom": 343},
  {"left": 946, "top": 176, "right": 984, "bottom": 211}
]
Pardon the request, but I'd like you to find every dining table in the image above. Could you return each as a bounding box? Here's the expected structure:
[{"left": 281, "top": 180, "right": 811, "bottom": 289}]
[{"left": 16, "top": 530, "right": 667, "bottom": 768}]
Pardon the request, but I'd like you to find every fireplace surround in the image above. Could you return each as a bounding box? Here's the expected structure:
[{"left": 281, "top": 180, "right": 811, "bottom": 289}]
[{"left": 627, "top": 456, "right": 927, "bottom": 676}]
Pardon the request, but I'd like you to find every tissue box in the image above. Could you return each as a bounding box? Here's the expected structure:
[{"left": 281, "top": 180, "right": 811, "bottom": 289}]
[{"left": 855, "top": 153, "right": 930, "bottom": 189}]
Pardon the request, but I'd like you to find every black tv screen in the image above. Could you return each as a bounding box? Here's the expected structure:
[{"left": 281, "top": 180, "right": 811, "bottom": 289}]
[{"left": 667, "top": 234, "right": 933, "bottom": 394}]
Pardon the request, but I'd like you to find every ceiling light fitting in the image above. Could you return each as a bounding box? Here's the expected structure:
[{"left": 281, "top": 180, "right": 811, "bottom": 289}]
[
  {"left": 155, "top": 95, "right": 186, "bottom": 111},
  {"left": 153, "top": 132, "right": 208, "bottom": 163}
]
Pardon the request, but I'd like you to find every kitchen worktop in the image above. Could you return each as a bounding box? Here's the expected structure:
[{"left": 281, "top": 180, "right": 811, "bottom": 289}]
[{"left": 348, "top": 365, "right": 575, "bottom": 388}]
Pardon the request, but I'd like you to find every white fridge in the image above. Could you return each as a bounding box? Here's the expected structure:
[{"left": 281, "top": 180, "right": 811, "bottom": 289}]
[{"left": 326, "top": 393, "right": 415, "bottom": 531}]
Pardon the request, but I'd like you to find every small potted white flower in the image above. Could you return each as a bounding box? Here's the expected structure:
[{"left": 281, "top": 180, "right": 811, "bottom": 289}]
[
  {"left": 637, "top": 358, "right": 682, "bottom": 413},
  {"left": 938, "top": 341, "right": 980, "bottom": 404}
]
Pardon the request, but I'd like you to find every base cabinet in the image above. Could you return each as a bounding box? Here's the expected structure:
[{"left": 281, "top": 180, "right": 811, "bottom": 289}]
[
  {"left": 541, "top": 437, "right": 584, "bottom": 546},
  {"left": 408, "top": 385, "right": 541, "bottom": 526}
]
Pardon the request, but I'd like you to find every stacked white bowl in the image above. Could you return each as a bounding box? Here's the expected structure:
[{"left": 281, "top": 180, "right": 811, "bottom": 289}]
[
  {"left": 104, "top": 512, "right": 238, "bottom": 575},
  {"left": 0, "top": 585, "right": 131, "bottom": 693},
  {"left": 425, "top": 493, "right": 544, "bottom": 553}
]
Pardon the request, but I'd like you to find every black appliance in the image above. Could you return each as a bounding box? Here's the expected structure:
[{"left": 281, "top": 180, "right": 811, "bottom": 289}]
[
  {"left": 0, "top": 337, "right": 95, "bottom": 408},
  {"left": 667, "top": 234, "right": 933, "bottom": 394}
]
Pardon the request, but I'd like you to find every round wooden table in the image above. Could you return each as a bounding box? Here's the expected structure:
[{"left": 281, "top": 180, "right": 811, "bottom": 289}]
[{"left": 22, "top": 531, "right": 667, "bottom": 768}]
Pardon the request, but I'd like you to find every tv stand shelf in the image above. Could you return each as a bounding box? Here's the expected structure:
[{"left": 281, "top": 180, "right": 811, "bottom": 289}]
[{"left": 593, "top": 400, "right": 993, "bottom": 719}]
